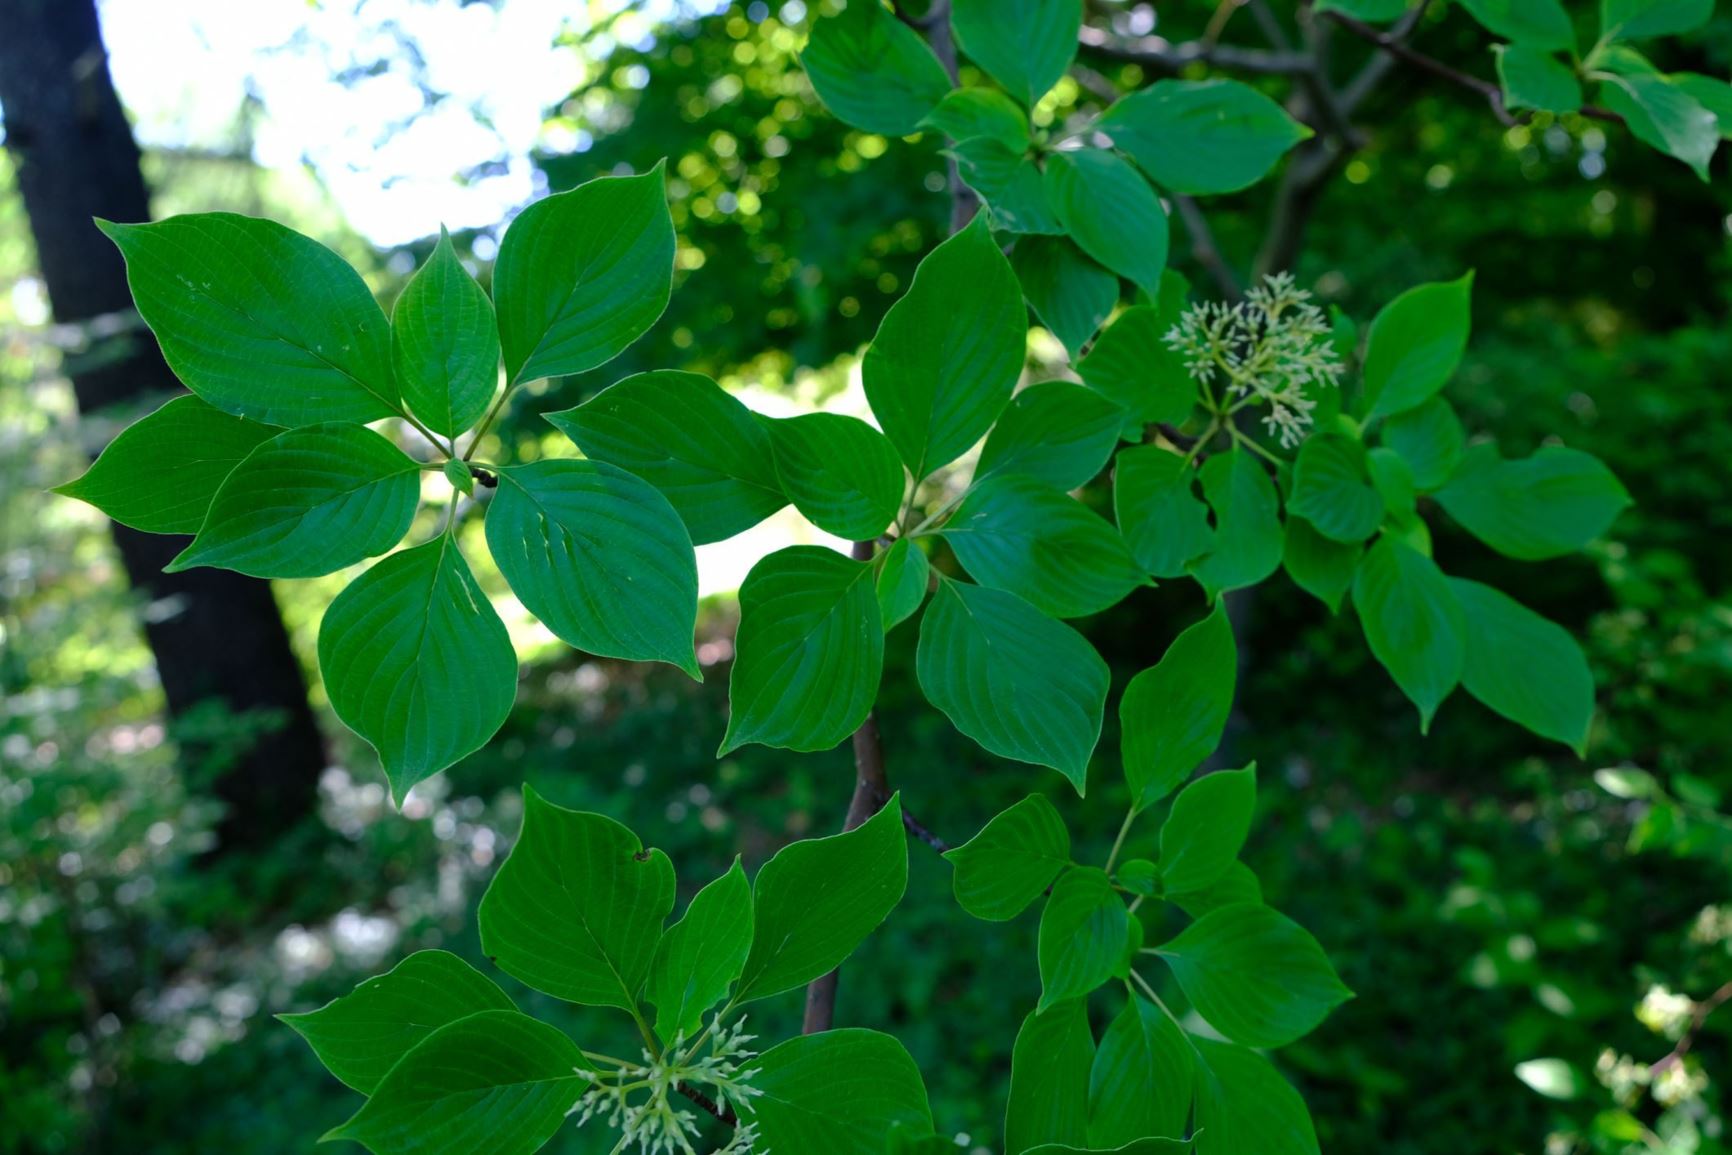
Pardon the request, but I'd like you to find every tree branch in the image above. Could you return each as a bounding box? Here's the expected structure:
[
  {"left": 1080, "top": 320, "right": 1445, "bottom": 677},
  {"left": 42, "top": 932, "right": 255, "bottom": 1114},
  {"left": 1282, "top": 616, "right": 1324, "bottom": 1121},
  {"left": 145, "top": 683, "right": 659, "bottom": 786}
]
[
  {"left": 1076, "top": 24, "right": 1313, "bottom": 75},
  {"left": 676, "top": 1082, "right": 738, "bottom": 1127},
  {"left": 1172, "top": 194, "right": 1243, "bottom": 301},
  {"left": 1650, "top": 979, "right": 1732, "bottom": 1076}
]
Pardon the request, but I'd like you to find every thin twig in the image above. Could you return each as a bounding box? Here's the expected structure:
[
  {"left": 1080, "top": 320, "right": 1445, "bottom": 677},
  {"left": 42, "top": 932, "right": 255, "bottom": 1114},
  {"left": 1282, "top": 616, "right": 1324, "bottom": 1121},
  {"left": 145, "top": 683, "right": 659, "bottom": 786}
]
[
  {"left": 1172, "top": 195, "right": 1243, "bottom": 302},
  {"left": 1650, "top": 980, "right": 1732, "bottom": 1076},
  {"left": 675, "top": 1083, "right": 738, "bottom": 1126},
  {"left": 1076, "top": 24, "right": 1313, "bottom": 75}
]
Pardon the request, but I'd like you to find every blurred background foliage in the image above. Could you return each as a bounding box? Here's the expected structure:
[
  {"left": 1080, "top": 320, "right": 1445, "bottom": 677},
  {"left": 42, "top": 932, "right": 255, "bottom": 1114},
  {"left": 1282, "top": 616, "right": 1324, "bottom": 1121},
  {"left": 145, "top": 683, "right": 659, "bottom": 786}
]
[{"left": 2, "top": 1, "right": 1730, "bottom": 1153}]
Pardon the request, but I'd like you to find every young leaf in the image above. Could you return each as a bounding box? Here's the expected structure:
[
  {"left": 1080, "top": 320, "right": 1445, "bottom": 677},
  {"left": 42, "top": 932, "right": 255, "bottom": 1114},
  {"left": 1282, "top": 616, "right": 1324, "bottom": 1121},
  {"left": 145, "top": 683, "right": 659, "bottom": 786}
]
[
  {"left": 1599, "top": 72, "right": 1719, "bottom": 180},
  {"left": 1459, "top": 0, "right": 1576, "bottom": 50},
  {"left": 1099, "top": 79, "right": 1310, "bottom": 195},
  {"left": 1368, "top": 447, "right": 1418, "bottom": 525},
  {"left": 1449, "top": 578, "right": 1595, "bottom": 754},
  {"left": 53, "top": 395, "right": 280, "bottom": 534},
  {"left": 95, "top": 214, "right": 398, "bottom": 426},
  {"left": 877, "top": 538, "right": 931, "bottom": 630},
  {"left": 1039, "top": 867, "right": 1131, "bottom": 1009},
  {"left": 721, "top": 546, "right": 883, "bottom": 754},
  {"left": 952, "top": 138, "right": 1065, "bottom": 235},
  {"left": 1288, "top": 433, "right": 1384, "bottom": 545},
  {"left": 486, "top": 460, "right": 700, "bottom": 677},
  {"left": 1120, "top": 600, "right": 1236, "bottom": 811},
  {"left": 280, "top": 950, "right": 514, "bottom": 1095},
  {"left": 476, "top": 786, "right": 675, "bottom": 1010},
  {"left": 764, "top": 412, "right": 905, "bottom": 540},
  {"left": 1281, "top": 515, "right": 1360, "bottom": 614},
  {"left": 1496, "top": 45, "right": 1584, "bottom": 113},
  {"left": 1157, "top": 903, "right": 1352, "bottom": 1048},
  {"left": 1352, "top": 535, "right": 1465, "bottom": 731},
  {"left": 493, "top": 165, "right": 674, "bottom": 385},
  {"left": 1379, "top": 395, "right": 1464, "bottom": 491},
  {"left": 943, "top": 474, "right": 1145, "bottom": 619},
  {"left": 1077, "top": 306, "right": 1197, "bottom": 433},
  {"left": 1088, "top": 997, "right": 1194, "bottom": 1148},
  {"left": 1435, "top": 442, "right": 1631, "bottom": 560},
  {"left": 735, "top": 796, "right": 908, "bottom": 1003},
  {"left": 1187, "top": 449, "right": 1282, "bottom": 598},
  {"left": 864, "top": 214, "right": 1027, "bottom": 479},
  {"left": 1006, "top": 999, "right": 1096, "bottom": 1155},
  {"left": 1671, "top": 72, "right": 1732, "bottom": 138},
  {"left": 921, "top": 88, "right": 1032, "bottom": 151},
  {"left": 547, "top": 369, "right": 786, "bottom": 545},
  {"left": 1193, "top": 1037, "right": 1320, "bottom": 1155},
  {"left": 1170, "top": 860, "right": 1265, "bottom": 920},
  {"left": 950, "top": 0, "right": 1081, "bottom": 108},
  {"left": 1115, "top": 446, "right": 1215, "bottom": 578},
  {"left": 945, "top": 794, "right": 1072, "bottom": 921},
  {"left": 645, "top": 858, "right": 753, "bottom": 1043},
  {"left": 1044, "top": 149, "right": 1169, "bottom": 298},
  {"left": 1360, "top": 273, "right": 1474, "bottom": 421},
  {"left": 319, "top": 537, "right": 516, "bottom": 799},
  {"left": 1158, "top": 764, "right": 1257, "bottom": 896},
  {"left": 800, "top": 0, "right": 951, "bottom": 136},
  {"left": 392, "top": 228, "right": 499, "bottom": 438},
  {"left": 1601, "top": 0, "right": 1713, "bottom": 40},
  {"left": 977, "top": 381, "right": 1125, "bottom": 492},
  {"left": 917, "top": 580, "right": 1109, "bottom": 790},
  {"left": 322, "top": 1009, "right": 583, "bottom": 1155},
  {"left": 1014, "top": 236, "right": 1120, "bottom": 360},
  {"left": 743, "top": 1028, "right": 934, "bottom": 1155}
]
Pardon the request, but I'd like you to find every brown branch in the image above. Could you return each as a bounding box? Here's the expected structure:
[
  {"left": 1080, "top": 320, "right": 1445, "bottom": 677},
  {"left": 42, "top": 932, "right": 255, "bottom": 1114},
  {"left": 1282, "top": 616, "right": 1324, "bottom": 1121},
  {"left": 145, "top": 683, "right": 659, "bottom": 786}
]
[
  {"left": 1172, "top": 194, "right": 1243, "bottom": 301},
  {"left": 1076, "top": 24, "right": 1313, "bottom": 75},
  {"left": 1650, "top": 979, "right": 1732, "bottom": 1076},
  {"left": 676, "top": 1082, "right": 738, "bottom": 1127}
]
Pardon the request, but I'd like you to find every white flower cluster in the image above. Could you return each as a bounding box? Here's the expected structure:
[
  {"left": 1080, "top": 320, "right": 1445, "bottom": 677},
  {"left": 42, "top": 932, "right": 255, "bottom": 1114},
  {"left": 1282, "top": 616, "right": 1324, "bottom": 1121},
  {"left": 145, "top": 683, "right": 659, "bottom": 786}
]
[
  {"left": 572, "top": 1016, "right": 766, "bottom": 1155},
  {"left": 1164, "top": 272, "right": 1345, "bottom": 448}
]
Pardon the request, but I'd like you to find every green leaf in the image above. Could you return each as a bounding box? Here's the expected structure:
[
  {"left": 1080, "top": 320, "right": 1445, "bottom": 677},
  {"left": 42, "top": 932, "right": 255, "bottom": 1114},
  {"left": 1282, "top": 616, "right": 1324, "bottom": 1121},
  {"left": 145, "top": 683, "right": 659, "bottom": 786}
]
[
  {"left": 1039, "top": 867, "right": 1130, "bottom": 1009},
  {"left": 1116, "top": 859, "right": 1159, "bottom": 897},
  {"left": 1077, "top": 306, "right": 1197, "bottom": 433},
  {"left": 1448, "top": 578, "right": 1594, "bottom": 754},
  {"left": 1281, "top": 515, "right": 1360, "bottom": 614},
  {"left": 1352, "top": 536, "right": 1464, "bottom": 731},
  {"left": 943, "top": 474, "right": 1144, "bottom": 619},
  {"left": 952, "top": 138, "right": 1065, "bottom": 235},
  {"left": 736, "top": 796, "right": 908, "bottom": 1003},
  {"left": 1007, "top": 999, "right": 1096, "bottom": 1154},
  {"left": 280, "top": 951, "right": 514, "bottom": 1095},
  {"left": 1120, "top": 600, "right": 1236, "bottom": 811},
  {"left": 443, "top": 458, "right": 474, "bottom": 497},
  {"left": 1031, "top": 1142, "right": 1193, "bottom": 1154},
  {"left": 917, "top": 580, "right": 1109, "bottom": 789},
  {"left": 322, "top": 1010, "right": 582, "bottom": 1155},
  {"left": 1158, "top": 903, "right": 1352, "bottom": 1048},
  {"left": 645, "top": 858, "right": 753, "bottom": 1042},
  {"left": 487, "top": 460, "right": 699, "bottom": 677},
  {"left": 1459, "top": 0, "right": 1576, "bottom": 50},
  {"left": 1187, "top": 450, "right": 1282, "bottom": 598},
  {"left": 1379, "top": 395, "right": 1464, "bottom": 491},
  {"left": 1361, "top": 273, "right": 1474, "bottom": 421},
  {"left": 945, "top": 794, "right": 1072, "bottom": 921},
  {"left": 1045, "top": 149, "right": 1169, "bottom": 298},
  {"left": 477, "top": 786, "right": 675, "bottom": 1009},
  {"left": 391, "top": 228, "right": 500, "bottom": 438},
  {"left": 493, "top": 165, "right": 674, "bottom": 385},
  {"left": 1288, "top": 433, "right": 1384, "bottom": 545},
  {"left": 801, "top": 0, "right": 951, "bottom": 136},
  {"left": 922, "top": 88, "right": 1032, "bottom": 149},
  {"left": 951, "top": 0, "right": 1081, "bottom": 108},
  {"left": 1158, "top": 764, "right": 1257, "bottom": 896},
  {"left": 319, "top": 538, "right": 517, "bottom": 799},
  {"left": 722, "top": 546, "right": 883, "bottom": 754},
  {"left": 877, "top": 538, "right": 931, "bottom": 630},
  {"left": 1099, "top": 79, "right": 1310, "bottom": 195},
  {"left": 1014, "top": 237, "right": 1120, "bottom": 360},
  {"left": 1435, "top": 442, "right": 1631, "bottom": 559},
  {"left": 1671, "top": 73, "right": 1732, "bottom": 138},
  {"left": 1088, "top": 997, "right": 1194, "bottom": 1148},
  {"left": 1114, "top": 446, "right": 1214, "bottom": 579},
  {"left": 1601, "top": 0, "right": 1713, "bottom": 39},
  {"left": 167, "top": 423, "right": 418, "bottom": 578},
  {"left": 1496, "top": 45, "right": 1584, "bottom": 113},
  {"left": 978, "top": 382, "right": 1125, "bottom": 491},
  {"left": 865, "top": 214, "right": 1028, "bottom": 478},
  {"left": 1314, "top": 0, "right": 1409, "bottom": 19},
  {"left": 548, "top": 370, "right": 786, "bottom": 545},
  {"left": 1193, "top": 1038, "right": 1320, "bottom": 1155},
  {"left": 53, "top": 395, "right": 280, "bottom": 534},
  {"left": 95, "top": 214, "right": 397, "bottom": 426},
  {"left": 1170, "top": 860, "right": 1265, "bottom": 920},
  {"left": 744, "top": 1029, "right": 934, "bottom": 1155},
  {"left": 1367, "top": 447, "right": 1418, "bottom": 524},
  {"left": 765, "top": 413, "right": 905, "bottom": 540},
  {"left": 1600, "top": 72, "right": 1719, "bottom": 180}
]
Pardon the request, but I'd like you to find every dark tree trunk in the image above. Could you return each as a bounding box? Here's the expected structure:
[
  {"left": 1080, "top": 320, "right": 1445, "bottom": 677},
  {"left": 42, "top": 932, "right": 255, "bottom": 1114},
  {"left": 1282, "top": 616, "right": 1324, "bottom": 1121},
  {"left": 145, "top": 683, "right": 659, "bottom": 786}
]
[{"left": 0, "top": 0, "right": 327, "bottom": 853}]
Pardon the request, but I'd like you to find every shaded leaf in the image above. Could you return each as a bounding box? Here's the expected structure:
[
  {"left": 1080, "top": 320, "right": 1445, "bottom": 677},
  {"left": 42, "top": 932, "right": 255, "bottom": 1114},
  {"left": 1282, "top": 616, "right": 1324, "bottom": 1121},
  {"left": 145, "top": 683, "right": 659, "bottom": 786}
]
[
  {"left": 1449, "top": 578, "right": 1594, "bottom": 754},
  {"left": 1045, "top": 149, "right": 1169, "bottom": 298},
  {"left": 1188, "top": 450, "right": 1282, "bottom": 597},
  {"left": 951, "top": 0, "right": 1081, "bottom": 107},
  {"left": 1101, "top": 79, "right": 1310, "bottom": 195},
  {"left": 978, "top": 381, "right": 1125, "bottom": 491},
  {"left": 765, "top": 412, "right": 905, "bottom": 540},
  {"left": 744, "top": 1029, "right": 934, "bottom": 1155},
  {"left": 391, "top": 228, "right": 499, "bottom": 438},
  {"left": 1006, "top": 999, "right": 1095, "bottom": 1155},
  {"left": 1435, "top": 442, "right": 1630, "bottom": 560},
  {"left": 1088, "top": 997, "right": 1194, "bottom": 1148},
  {"left": 1158, "top": 764, "right": 1256, "bottom": 896},
  {"left": 802, "top": 0, "right": 951, "bottom": 135},
  {"left": 1352, "top": 536, "right": 1464, "bottom": 731},
  {"left": 1014, "top": 236, "right": 1120, "bottom": 360},
  {"left": 877, "top": 538, "right": 931, "bottom": 631},
  {"left": 1039, "top": 867, "right": 1130, "bottom": 1009},
  {"left": 1114, "top": 446, "right": 1214, "bottom": 578},
  {"left": 646, "top": 859, "right": 753, "bottom": 1042},
  {"left": 1121, "top": 600, "right": 1236, "bottom": 810},
  {"left": 945, "top": 794, "right": 1072, "bottom": 921}
]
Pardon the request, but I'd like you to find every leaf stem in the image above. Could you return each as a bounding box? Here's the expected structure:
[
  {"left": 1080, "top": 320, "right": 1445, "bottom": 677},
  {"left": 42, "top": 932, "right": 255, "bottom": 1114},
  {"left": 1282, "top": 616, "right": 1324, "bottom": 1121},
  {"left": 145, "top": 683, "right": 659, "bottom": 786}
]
[{"left": 1104, "top": 806, "right": 1138, "bottom": 874}]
